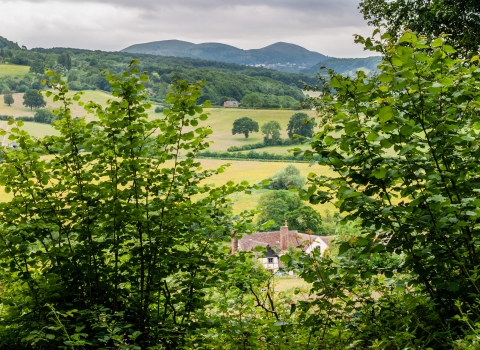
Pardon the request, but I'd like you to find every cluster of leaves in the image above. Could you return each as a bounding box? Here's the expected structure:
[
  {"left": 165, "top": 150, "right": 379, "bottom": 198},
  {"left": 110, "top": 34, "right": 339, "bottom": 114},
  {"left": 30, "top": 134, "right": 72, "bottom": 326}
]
[
  {"left": 0, "top": 62, "right": 256, "bottom": 348},
  {"left": 359, "top": 0, "right": 480, "bottom": 57},
  {"left": 299, "top": 31, "right": 480, "bottom": 346},
  {"left": 256, "top": 190, "right": 325, "bottom": 235},
  {"left": 240, "top": 92, "right": 301, "bottom": 109}
]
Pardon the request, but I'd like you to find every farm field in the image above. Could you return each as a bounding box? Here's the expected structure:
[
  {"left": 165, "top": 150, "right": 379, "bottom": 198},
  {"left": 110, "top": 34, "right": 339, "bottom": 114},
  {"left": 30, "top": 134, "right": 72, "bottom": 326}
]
[
  {"left": 0, "top": 90, "right": 316, "bottom": 152},
  {"left": 0, "top": 157, "right": 337, "bottom": 220},
  {"left": 275, "top": 276, "right": 311, "bottom": 294},
  {"left": 0, "top": 89, "right": 335, "bottom": 220},
  {"left": 0, "top": 64, "right": 29, "bottom": 77}
]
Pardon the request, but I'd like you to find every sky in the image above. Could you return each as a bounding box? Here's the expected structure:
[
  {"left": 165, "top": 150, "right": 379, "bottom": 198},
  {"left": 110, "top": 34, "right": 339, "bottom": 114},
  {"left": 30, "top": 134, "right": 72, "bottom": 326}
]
[{"left": 0, "top": 0, "right": 376, "bottom": 58}]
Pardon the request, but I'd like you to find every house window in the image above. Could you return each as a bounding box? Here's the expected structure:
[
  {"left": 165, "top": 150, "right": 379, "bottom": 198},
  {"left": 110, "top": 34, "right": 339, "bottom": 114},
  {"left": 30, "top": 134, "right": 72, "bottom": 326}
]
[{"left": 268, "top": 258, "right": 274, "bottom": 263}]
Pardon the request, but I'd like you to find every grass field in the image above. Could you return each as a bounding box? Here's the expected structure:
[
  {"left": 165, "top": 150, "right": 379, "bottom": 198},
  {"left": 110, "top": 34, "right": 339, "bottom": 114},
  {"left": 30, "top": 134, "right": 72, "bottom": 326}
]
[
  {"left": 0, "top": 90, "right": 316, "bottom": 153},
  {"left": 0, "top": 157, "right": 337, "bottom": 218},
  {"left": 0, "top": 89, "right": 337, "bottom": 218},
  {"left": 0, "top": 64, "right": 29, "bottom": 78},
  {"left": 275, "top": 276, "right": 311, "bottom": 294}
]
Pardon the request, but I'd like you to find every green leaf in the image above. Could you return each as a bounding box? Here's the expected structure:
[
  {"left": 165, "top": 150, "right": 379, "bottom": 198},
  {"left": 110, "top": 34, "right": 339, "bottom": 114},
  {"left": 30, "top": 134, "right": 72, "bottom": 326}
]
[
  {"left": 432, "top": 38, "right": 443, "bottom": 47},
  {"left": 372, "top": 168, "right": 388, "bottom": 179},
  {"left": 378, "top": 106, "right": 394, "bottom": 122}
]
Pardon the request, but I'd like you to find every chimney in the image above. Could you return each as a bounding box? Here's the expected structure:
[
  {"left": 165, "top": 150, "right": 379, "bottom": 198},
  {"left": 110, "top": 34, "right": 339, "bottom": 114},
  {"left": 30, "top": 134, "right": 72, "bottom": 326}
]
[
  {"left": 231, "top": 231, "right": 238, "bottom": 254},
  {"left": 280, "top": 220, "right": 288, "bottom": 250}
]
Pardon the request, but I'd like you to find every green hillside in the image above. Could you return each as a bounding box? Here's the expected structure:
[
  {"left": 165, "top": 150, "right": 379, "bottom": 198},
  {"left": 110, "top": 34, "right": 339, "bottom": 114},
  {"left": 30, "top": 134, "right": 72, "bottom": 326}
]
[
  {"left": 122, "top": 40, "right": 326, "bottom": 73},
  {"left": 302, "top": 56, "right": 382, "bottom": 76},
  {"left": 0, "top": 40, "right": 318, "bottom": 107},
  {"left": 0, "top": 36, "right": 20, "bottom": 50}
]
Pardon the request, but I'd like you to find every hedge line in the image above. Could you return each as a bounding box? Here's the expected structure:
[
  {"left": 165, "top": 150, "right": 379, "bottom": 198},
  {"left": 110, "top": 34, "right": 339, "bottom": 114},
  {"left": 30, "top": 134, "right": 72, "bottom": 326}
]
[
  {"left": 197, "top": 150, "right": 321, "bottom": 162},
  {"left": 226, "top": 138, "right": 300, "bottom": 152}
]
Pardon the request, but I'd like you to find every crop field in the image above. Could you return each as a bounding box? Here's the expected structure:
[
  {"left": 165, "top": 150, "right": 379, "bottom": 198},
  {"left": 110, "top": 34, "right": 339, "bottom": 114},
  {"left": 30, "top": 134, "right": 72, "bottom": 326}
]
[
  {"left": 0, "top": 90, "right": 336, "bottom": 219},
  {"left": 0, "top": 64, "right": 29, "bottom": 77},
  {"left": 0, "top": 157, "right": 337, "bottom": 219}
]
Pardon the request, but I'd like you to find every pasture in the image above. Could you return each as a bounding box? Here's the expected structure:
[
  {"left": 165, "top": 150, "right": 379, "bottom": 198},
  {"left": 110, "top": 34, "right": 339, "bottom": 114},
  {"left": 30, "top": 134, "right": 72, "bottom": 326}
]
[
  {"left": 1, "top": 90, "right": 317, "bottom": 153},
  {"left": 0, "top": 89, "right": 336, "bottom": 220},
  {"left": 0, "top": 64, "right": 29, "bottom": 78}
]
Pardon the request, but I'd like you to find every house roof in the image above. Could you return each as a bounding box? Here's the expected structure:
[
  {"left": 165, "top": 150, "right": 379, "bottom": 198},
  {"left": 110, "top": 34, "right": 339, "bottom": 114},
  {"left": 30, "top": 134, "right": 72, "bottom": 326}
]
[{"left": 238, "top": 230, "right": 333, "bottom": 252}]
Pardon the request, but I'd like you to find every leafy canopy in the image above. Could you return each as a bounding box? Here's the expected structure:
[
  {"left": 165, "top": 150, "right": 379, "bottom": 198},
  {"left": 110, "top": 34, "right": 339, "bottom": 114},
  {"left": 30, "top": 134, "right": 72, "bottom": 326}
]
[
  {"left": 0, "top": 62, "right": 254, "bottom": 348},
  {"left": 232, "top": 116, "right": 259, "bottom": 138},
  {"left": 269, "top": 164, "right": 305, "bottom": 190},
  {"left": 3, "top": 91, "right": 13, "bottom": 106},
  {"left": 287, "top": 112, "right": 316, "bottom": 139},
  {"left": 359, "top": 0, "right": 480, "bottom": 56},
  {"left": 261, "top": 120, "right": 281, "bottom": 145},
  {"left": 301, "top": 31, "right": 480, "bottom": 344},
  {"left": 22, "top": 89, "right": 46, "bottom": 110}
]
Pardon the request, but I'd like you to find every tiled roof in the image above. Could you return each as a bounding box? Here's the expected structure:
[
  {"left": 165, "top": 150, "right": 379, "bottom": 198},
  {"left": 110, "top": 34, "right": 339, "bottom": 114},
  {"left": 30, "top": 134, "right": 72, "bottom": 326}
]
[{"left": 238, "top": 230, "right": 327, "bottom": 252}]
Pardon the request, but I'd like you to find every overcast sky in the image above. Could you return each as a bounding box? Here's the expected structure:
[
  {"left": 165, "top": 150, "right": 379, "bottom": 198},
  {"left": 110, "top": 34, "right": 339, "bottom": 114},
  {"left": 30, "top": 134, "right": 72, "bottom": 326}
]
[{"left": 0, "top": 0, "right": 376, "bottom": 57}]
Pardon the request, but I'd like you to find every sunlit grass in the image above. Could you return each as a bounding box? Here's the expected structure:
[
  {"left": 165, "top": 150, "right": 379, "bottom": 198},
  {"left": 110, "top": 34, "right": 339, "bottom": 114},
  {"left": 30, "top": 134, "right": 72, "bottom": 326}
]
[{"left": 0, "top": 64, "right": 29, "bottom": 78}]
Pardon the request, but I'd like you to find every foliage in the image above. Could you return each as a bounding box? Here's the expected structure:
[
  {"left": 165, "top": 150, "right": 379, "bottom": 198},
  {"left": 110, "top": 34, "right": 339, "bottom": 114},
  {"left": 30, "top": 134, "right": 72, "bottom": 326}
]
[
  {"left": 269, "top": 164, "right": 305, "bottom": 190},
  {"left": 359, "top": 0, "right": 480, "bottom": 57},
  {"left": 232, "top": 116, "right": 259, "bottom": 138},
  {"left": 261, "top": 120, "right": 282, "bottom": 145},
  {"left": 57, "top": 52, "right": 72, "bottom": 71},
  {"left": 154, "top": 106, "right": 164, "bottom": 113},
  {"left": 257, "top": 190, "right": 305, "bottom": 230},
  {"left": 0, "top": 62, "right": 255, "bottom": 348},
  {"left": 240, "top": 92, "right": 301, "bottom": 109},
  {"left": 198, "top": 150, "right": 322, "bottom": 162},
  {"left": 30, "top": 60, "right": 45, "bottom": 75},
  {"left": 301, "top": 31, "right": 480, "bottom": 346},
  {"left": 33, "top": 108, "right": 54, "bottom": 124},
  {"left": 285, "top": 206, "right": 325, "bottom": 236},
  {"left": 22, "top": 89, "right": 46, "bottom": 110},
  {"left": 287, "top": 112, "right": 316, "bottom": 139},
  {"left": 0, "top": 39, "right": 315, "bottom": 105},
  {"left": 3, "top": 91, "right": 13, "bottom": 106}
]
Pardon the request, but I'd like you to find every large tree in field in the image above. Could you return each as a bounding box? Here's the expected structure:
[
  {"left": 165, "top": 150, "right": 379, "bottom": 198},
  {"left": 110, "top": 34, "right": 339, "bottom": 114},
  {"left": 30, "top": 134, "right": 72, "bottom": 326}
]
[
  {"left": 261, "top": 120, "right": 281, "bottom": 145},
  {"left": 22, "top": 89, "right": 46, "bottom": 110},
  {"left": 232, "top": 116, "right": 259, "bottom": 138},
  {"left": 287, "top": 112, "right": 316, "bottom": 139},
  {"left": 3, "top": 92, "right": 13, "bottom": 106},
  {"left": 359, "top": 0, "right": 480, "bottom": 56}
]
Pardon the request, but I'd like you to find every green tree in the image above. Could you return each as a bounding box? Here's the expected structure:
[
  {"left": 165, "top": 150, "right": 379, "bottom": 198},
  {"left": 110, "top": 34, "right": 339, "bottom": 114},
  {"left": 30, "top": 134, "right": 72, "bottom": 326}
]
[
  {"left": 29, "top": 60, "right": 45, "bottom": 75},
  {"left": 257, "top": 190, "right": 303, "bottom": 230},
  {"left": 300, "top": 32, "right": 480, "bottom": 346},
  {"left": 0, "top": 63, "right": 253, "bottom": 348},
  {"left": 240, "top": 92, "right": 263, "bottom": 108},
  {"left": 33, "top": 108, "right": 54, "bottom": 124},
  {"left": 269, "top": 164, "right": 305, "bottom": 190},
  {"left": 57, "top": 52, "right": 72, "bottom": 70},
  {"left": 285, "top": 206, "right": 325, "bottom": 235},
  {"left": 261, "top": 120, "right": 281, "bottom": 145},
  {"left": 358, "top": 0, "right": 480, "bottom": 57},
  {"left": 287, "top": 112, "right": 316, "bottom": 139},
  {"left": 3, "top": 91, "right": 13, "bottom": 106},
  {"left": 232, "top": 116, "right": 259, "bottom": 138},
  {"left": 22, "top": 89, "right": 46, "bottom": 110}
]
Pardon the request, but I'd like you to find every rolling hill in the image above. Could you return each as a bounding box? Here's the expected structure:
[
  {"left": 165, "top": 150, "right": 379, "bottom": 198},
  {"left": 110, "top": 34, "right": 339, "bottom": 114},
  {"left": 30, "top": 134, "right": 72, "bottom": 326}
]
[
  {"left": 121, "top": 40, "right": 382, "bottom": 75},
  {"left": 122, "top": 40, "right": 326, "bottom": 73}
]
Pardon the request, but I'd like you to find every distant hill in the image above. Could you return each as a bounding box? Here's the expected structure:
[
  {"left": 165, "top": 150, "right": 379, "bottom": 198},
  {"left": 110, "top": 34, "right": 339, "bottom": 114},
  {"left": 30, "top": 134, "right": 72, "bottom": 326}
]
[
  {"left": 0, "top": 36, "right": 20, "bottom": 50},
  {"left": 302, "top": 56, "right": 382, "bottom": 76},
  {"left": 122, "top": 40, "right": 326, "bottom": 73}
]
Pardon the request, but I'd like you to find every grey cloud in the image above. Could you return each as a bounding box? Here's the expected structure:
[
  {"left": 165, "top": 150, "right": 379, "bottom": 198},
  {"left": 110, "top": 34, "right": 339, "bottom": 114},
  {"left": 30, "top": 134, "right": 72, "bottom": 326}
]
[{"left": 3, "top": 0, "right": 357, "bottom": 13}]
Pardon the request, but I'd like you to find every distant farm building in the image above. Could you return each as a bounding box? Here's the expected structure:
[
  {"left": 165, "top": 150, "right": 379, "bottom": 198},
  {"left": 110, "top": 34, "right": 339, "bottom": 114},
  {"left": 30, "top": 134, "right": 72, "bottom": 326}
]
[{"left": 223, "top": 100, "right": 239, "bottom": 108}]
